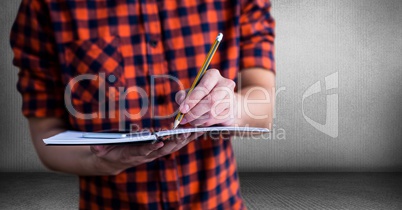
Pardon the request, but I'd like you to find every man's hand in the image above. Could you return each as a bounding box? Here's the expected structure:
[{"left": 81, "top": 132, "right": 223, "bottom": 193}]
[
  {"left": 28, "top": 117, "right": 204, "bottom": 176},
  {"left": 175, "top": 69, "right": 237, "bottom": 127},
  {"left": 90, "top": 132, "right": 204, "bottom": 175},
  {"left": 175, "top": 68, "right": 275, "bottom": 128}
]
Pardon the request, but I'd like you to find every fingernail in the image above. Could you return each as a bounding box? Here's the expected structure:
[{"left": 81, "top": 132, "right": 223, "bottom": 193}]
[
  {"left": 180, "top": 104, "right": 190, "bottom": 113},
  {"left": 180, "top": 118, "right": 188, "bottom": 124},
  {"left": 177, "top": 94, "right": 185, "bottom": 104},
  {"left": 180, "top": 94, "right": 185, "bottom": 103}
]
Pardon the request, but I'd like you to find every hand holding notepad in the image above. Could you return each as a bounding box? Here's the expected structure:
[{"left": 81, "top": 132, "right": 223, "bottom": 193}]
[{"left": 43, "top": 126, "right": 270, "bottom": 145}]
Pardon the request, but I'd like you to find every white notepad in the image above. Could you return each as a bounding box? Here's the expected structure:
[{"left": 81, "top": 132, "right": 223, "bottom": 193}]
[{"left": 43, "top": 126, "right": 270, "bottom": 145}]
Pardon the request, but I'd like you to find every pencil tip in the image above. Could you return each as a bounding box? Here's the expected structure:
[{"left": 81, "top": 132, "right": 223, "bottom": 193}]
[{"left": 173, "top": 120, "right": 179, "bottom": 129}]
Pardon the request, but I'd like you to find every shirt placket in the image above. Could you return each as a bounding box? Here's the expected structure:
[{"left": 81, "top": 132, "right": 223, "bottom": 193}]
[
  {"left": 140, "top": 0, "right": 174, "bottom": 126},
  {"left": 140, "top": 0, "right": 180, "bottom": 209}
]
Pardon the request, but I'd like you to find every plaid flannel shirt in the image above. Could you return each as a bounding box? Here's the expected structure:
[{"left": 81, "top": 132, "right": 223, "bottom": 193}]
[{"left": 11, "top": 0, "right": 275, "bottom": 209}]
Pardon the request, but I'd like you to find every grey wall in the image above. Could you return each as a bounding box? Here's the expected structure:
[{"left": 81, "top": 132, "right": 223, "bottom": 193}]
[{"left": 1, "top": 0, "right": 401, "bottom": 172}]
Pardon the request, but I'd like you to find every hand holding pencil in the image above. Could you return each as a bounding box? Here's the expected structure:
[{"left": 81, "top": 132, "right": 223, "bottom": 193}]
[{"left": 173, "top": 33, "right": 237, "bottom": 129}]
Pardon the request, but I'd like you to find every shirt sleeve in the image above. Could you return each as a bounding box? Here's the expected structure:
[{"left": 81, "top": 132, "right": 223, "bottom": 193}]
[
  {"left": 240, "top": 0, "right": 275, "bottom": 73},
  {"left": 10, "top": 0, "right": 66, "bottom": 118}
]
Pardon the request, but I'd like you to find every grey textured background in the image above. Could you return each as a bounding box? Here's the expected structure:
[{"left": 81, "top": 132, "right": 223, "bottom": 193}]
[{"left": 0, "top": 0, "right": 401, "bottom": 172}]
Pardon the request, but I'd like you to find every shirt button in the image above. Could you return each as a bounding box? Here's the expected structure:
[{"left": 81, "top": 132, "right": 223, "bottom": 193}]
[
  {"left": 149, "top": 40, "right": 158, "bottom": 47},
  {"left": 107, "top": 74, "right": 117, "bottom": 84}
]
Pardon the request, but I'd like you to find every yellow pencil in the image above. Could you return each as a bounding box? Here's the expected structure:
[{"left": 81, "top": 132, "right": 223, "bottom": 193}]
[{"left": 173, "top": 33, "right": 223, "bottom": 129}]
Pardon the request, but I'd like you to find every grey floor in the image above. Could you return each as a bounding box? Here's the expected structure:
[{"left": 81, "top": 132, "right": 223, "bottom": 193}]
[{"left": 0, "top": 173, "right": 401, "bottom": 209}]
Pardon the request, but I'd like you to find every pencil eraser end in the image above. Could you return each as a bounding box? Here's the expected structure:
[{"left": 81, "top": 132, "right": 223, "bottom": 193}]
[{"left": 216, "top": 33, "right": 223, "bottom": 42}]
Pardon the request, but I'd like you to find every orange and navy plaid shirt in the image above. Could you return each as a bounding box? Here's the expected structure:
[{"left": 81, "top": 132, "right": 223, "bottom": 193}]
[{"left": 11, "top": 0, "right": 275, "bottom": 209}]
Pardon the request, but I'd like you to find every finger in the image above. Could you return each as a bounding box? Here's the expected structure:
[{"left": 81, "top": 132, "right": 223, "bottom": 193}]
[
  {"left": 180, "top": 132, "right": 205, "bottom": 145},
  {"left": 199, "top": 108, "right": 234, "bottom": 127},
  {"left": 220, "top": 78, "right": 236, "bottom": 90},
  {"left": 187, "top": 112, "right": 210, "bottom": 127},
  {"left": 181, "top": 89, "right": 230, "bottom": 124},
  {"left": 90, "top": 145, "right": 116, "bottom": 157},
  {"left": 180, "top": 99, "right": 210, "bottom": 124},
  {"left": 148, "top": 140, "right": 177, "bottom": 158},
  {"left": 184, "top": 99, "right": 231, "bottom": 126},
  {"left": 168, "top": 133, "right": 193, "bottom": 152},
  {"left": 127, "top": 141, "right": 164, "bottom": 156},
  {"left": 215, "top": 106, "right": 235, "bottom": 126},
  {"left": 210, "top": 96, "right": 232, "bottom": 118},
  {"left": 173, "top": 132, "right": 191, "bottom": 144},
  {"left": 175, "top": 90, "right": 187, "bottom": 105},
  {"left": 220, "top": 114, "right": 235, "bottom": 126},
  {"left": 151, "top": 132, "right": 194, "bottom": 157},
  {"left": 179, "top": 69, "right": 221, "bottom": 113},
  {"left": 169, "top": 131, "right": 205, "bottom": 153},
  {"left": 90, "top": 145, "right": 105, "bottom": 155}
]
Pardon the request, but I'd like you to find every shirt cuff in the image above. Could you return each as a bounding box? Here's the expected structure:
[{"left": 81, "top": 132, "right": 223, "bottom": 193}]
[{"left": 240, "top": 40, "right": 275, "bottom": 74}]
